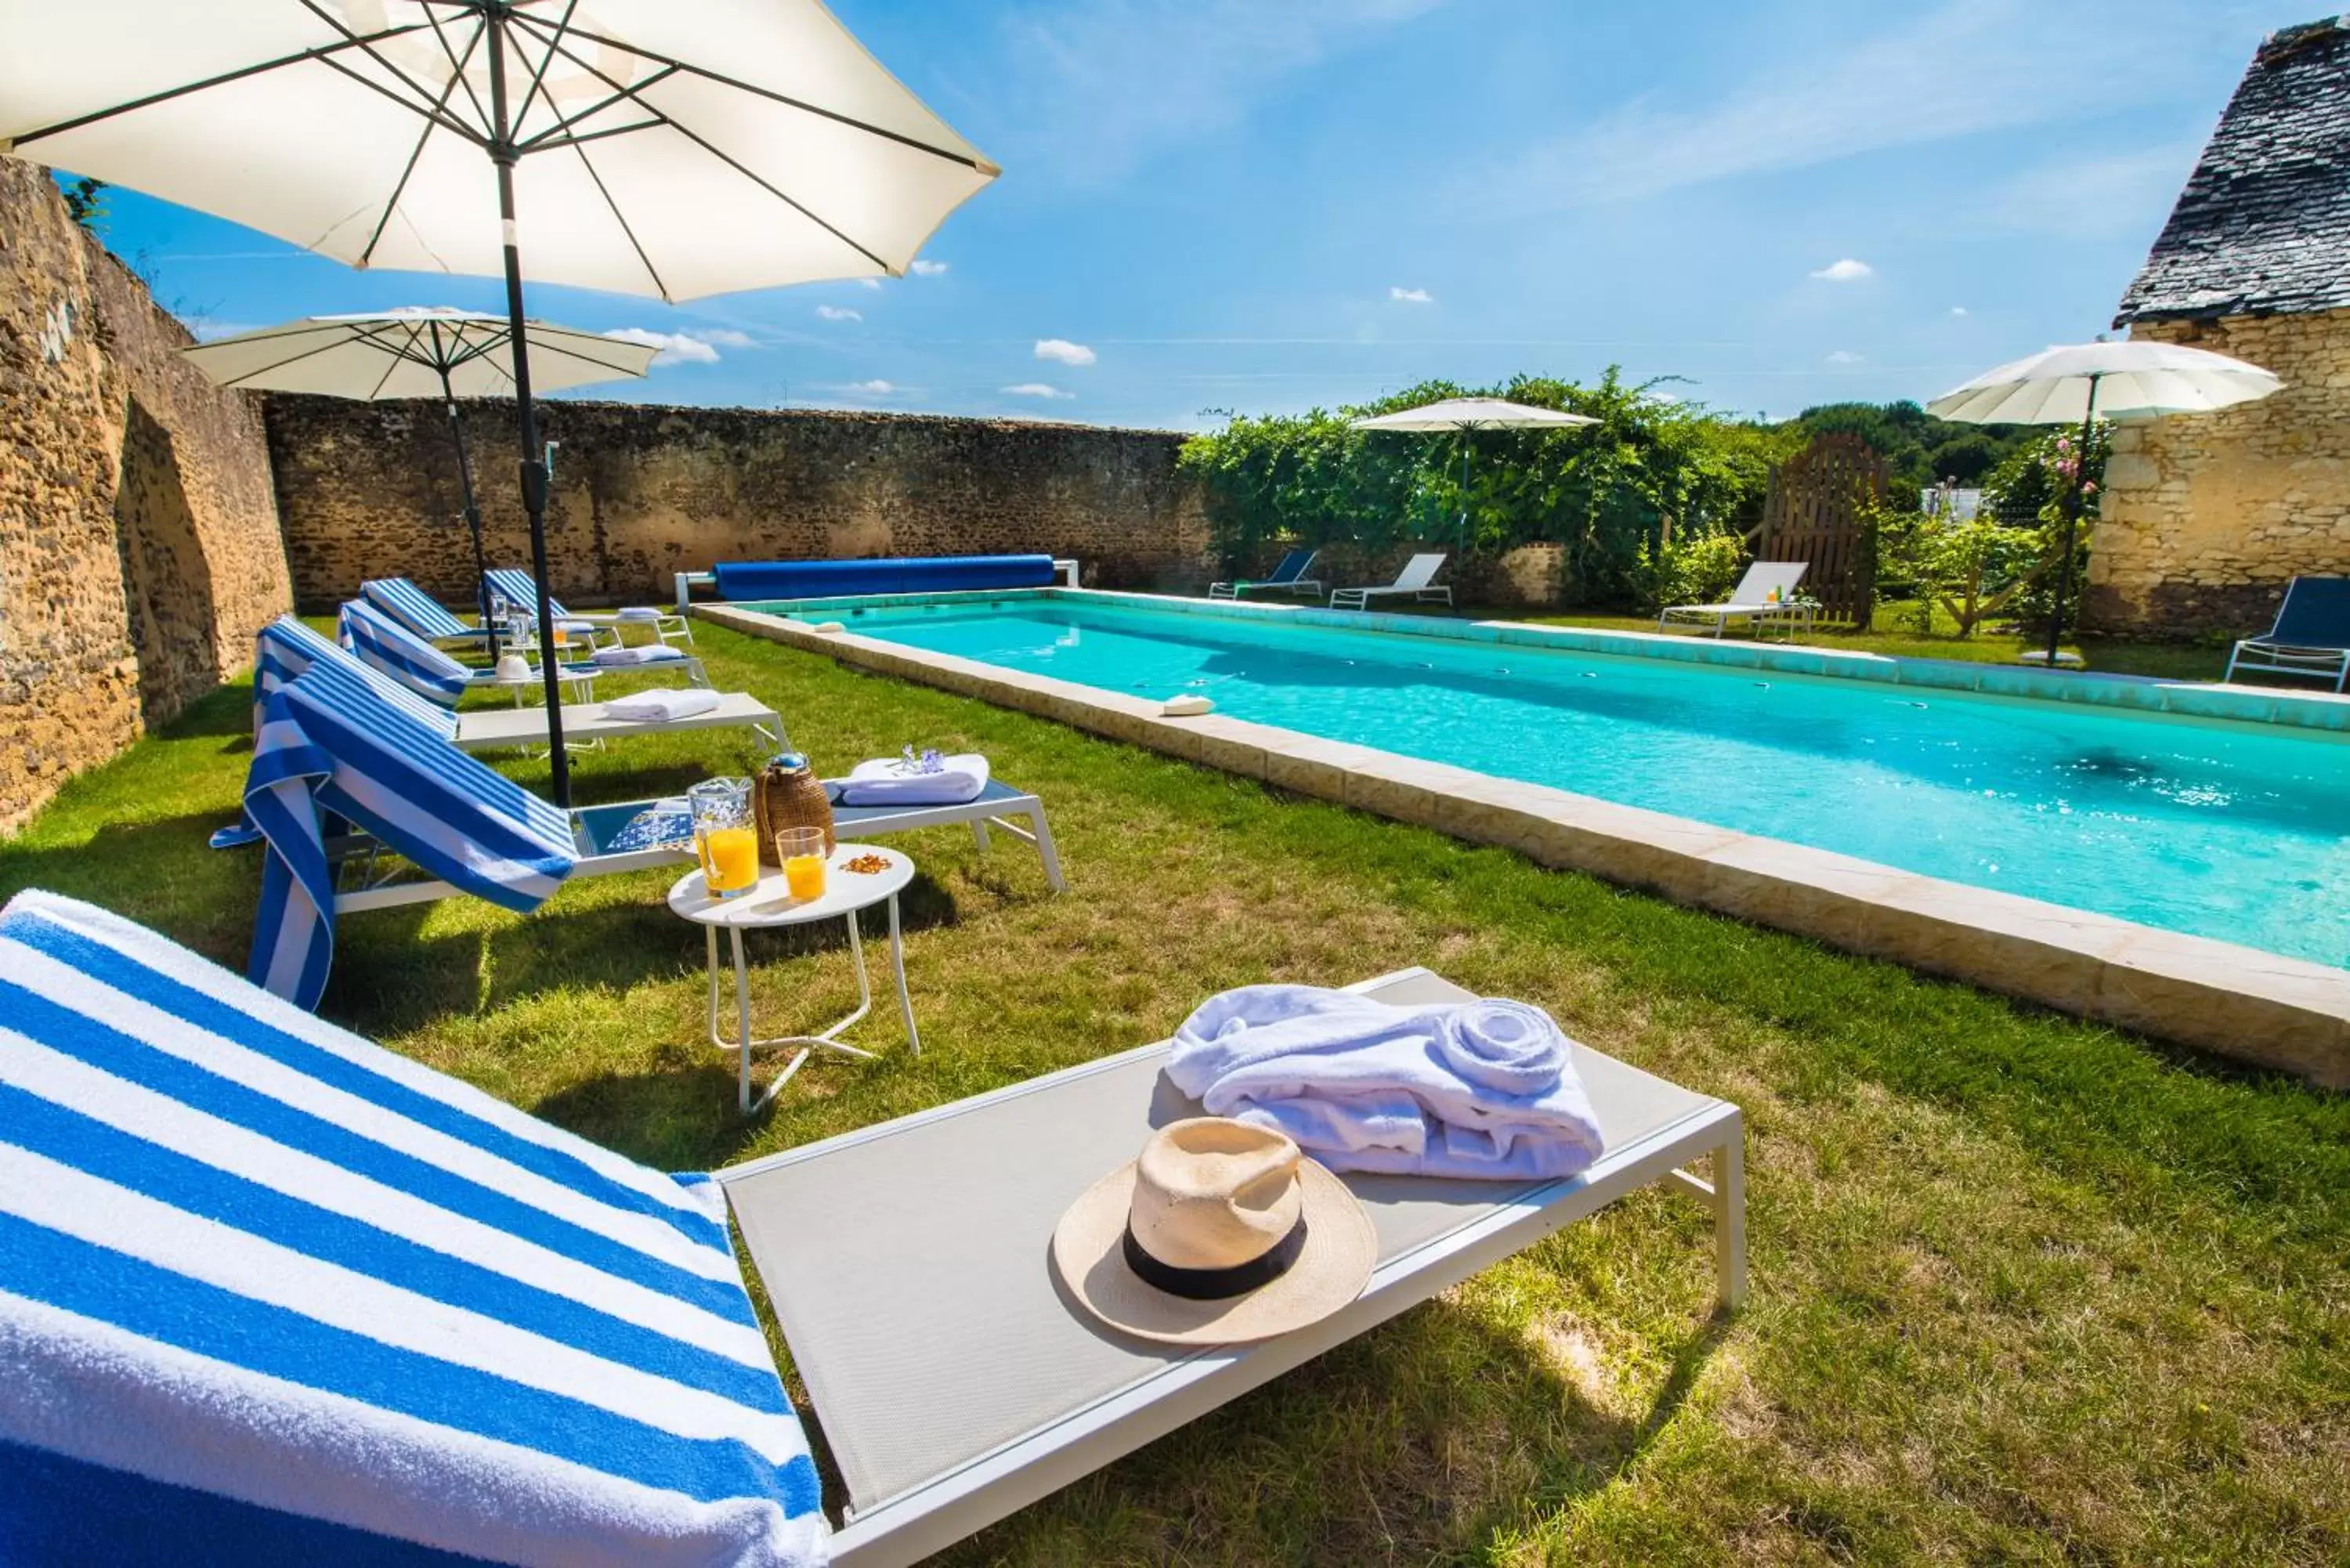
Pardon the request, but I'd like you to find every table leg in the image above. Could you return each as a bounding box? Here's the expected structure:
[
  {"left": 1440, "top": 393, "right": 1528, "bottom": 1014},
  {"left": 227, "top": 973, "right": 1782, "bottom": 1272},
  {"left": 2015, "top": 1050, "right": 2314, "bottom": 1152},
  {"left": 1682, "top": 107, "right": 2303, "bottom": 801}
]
[
  {"left": 888, "top": 893, "right": 920, "bottom": 1055},
  {"left": 732, "top": 927, "right": 754, "bottom": 1116}
]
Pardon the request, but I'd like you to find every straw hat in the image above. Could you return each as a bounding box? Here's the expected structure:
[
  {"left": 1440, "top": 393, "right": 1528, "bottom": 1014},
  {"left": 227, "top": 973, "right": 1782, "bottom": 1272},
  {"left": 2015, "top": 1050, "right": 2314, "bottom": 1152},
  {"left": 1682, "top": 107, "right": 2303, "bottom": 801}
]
[{"left": 1052, "top": 1117, "right": 1376, "bottom": 1345}]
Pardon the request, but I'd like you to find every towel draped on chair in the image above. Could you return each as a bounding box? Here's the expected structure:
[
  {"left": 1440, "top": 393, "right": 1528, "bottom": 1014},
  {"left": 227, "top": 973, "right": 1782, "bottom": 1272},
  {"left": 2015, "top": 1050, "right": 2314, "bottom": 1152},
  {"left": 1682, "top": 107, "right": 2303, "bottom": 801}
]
[
  {"left": 1165, "top": 985, "right": 1603, "bottom": 1179},
  {"left": 0, "top": 889, "right": 828, "bottom": 1566},
  {"left": 837, "top": 753, "right": 989, "bottom": 806}
]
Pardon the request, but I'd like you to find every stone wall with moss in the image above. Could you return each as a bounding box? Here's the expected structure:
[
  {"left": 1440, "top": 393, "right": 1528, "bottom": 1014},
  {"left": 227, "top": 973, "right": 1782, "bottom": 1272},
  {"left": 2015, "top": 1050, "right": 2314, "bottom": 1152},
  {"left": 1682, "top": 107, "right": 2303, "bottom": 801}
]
[
  {"left": 2086, "top": 310, "right": 2350, "bottom": 637},
  {"left": 0, "top": 163, "right": 289, "bottom": 832},
  {"left": 264, "top": 397, "right": 1216, "bottom": 610}
]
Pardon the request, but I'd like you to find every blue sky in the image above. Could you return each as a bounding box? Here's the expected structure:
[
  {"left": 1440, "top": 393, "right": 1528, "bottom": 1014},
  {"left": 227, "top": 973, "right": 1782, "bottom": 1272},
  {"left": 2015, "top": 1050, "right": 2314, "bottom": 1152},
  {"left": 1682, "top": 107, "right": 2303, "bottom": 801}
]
[{"left": 92, "top": 0, "right": 2316, "bottom": 431}]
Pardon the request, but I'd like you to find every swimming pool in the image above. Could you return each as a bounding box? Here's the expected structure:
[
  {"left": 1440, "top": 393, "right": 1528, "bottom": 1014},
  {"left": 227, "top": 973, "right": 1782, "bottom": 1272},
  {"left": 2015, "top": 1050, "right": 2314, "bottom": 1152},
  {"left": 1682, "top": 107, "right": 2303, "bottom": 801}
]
[{"left": 760, "top": 595, "right": 2350, "bottom": 969}]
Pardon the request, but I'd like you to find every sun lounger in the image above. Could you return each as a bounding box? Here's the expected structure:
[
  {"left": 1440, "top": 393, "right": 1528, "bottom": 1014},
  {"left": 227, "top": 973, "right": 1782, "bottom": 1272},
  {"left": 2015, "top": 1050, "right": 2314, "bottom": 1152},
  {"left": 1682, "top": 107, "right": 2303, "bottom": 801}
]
[
  {"left": 359, "top": 575, "right": 497, "bottom": 647},
  {"left": 0, "top": 890, "right": 1742, "bottom": 1567},
  {"left": 1657, "top": 560, "right": 1812, "bottom": 639},
  {"left": 2224, "top": 576, "right": 2350, "bottom": 692},
  {"left": 1209, "top": 547, "right": 1323, "bottom": 600},
  {"left": 300, "top": 614, "right": 756, "bottom": 753},
  {"left": 487, "top": 566, "right": 695, "bottom": 650},
  {"left": 1329, "top": 551, "right": 1453, "bottom": 611},
  {"left": 222, "top": 651, "right": 1061, "bottom": 1003}
]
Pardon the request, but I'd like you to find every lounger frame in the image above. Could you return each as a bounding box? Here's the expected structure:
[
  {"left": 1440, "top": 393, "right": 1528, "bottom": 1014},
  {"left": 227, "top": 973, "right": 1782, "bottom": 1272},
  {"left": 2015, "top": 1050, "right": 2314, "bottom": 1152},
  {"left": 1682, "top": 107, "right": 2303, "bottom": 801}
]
[
  {"left": 1209, "top": 549, "right": 1323, "bottom": 601},
  {"left": 2225, "top": 637, "right": 2350, "bottom": 692},
  {"left": 330, "top": 782, "right": 1067, "bottom": 914},
  {"left": 717, "top": 965, "right": 1743, "bottom": 1568}
]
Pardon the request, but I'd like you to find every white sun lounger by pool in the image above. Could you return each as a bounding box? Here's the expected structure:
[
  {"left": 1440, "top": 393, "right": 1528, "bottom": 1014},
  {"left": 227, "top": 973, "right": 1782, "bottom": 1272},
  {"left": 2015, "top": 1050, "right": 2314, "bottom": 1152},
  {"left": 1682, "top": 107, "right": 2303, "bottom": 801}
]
[
  {"left": 1657, "top": 560, "right": 1811, "bottom": 638},
  {"left": 1329, "top": 552, "right": 1453, "bottom": 611},
  {"left": 445, "top": 691, "right": 783, "bottom": 754},
  {"left": 0, "top": 888, "right": 1742, "bottom": 1566},
  {"left": 724, "top": 963, "right": 1744, "bottom": 1565}
]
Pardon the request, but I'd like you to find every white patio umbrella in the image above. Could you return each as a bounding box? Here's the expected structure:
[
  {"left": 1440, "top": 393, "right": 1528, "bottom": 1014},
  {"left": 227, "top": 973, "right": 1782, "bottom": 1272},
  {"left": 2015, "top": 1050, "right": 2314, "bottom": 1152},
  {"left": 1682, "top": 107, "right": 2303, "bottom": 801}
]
[
  {"left": 183, "top": 309, "right": 656, "bottom": 659},
  {"left": 1927, "top": 340, "right": 2281, "bottom": 667},
  {"left": 0, "top": 0, "right": 997, "bottom": 804},
  {"left": 1352, "top": 397, "right": 1598, "bottom": 546}
]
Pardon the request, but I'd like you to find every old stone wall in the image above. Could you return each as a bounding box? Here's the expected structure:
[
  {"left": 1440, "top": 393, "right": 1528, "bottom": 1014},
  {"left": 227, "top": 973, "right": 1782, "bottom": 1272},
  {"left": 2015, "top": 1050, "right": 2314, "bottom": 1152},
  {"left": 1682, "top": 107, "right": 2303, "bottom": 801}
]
[
  {"left": 2086, "top": 310, "right": 2350, "bottom": 636},
  {"left": 0, "top": 163, "right": 289, "bottom": 832},
  {"left": 264, "top": 398, "right": 1215, "bottom": 609}
]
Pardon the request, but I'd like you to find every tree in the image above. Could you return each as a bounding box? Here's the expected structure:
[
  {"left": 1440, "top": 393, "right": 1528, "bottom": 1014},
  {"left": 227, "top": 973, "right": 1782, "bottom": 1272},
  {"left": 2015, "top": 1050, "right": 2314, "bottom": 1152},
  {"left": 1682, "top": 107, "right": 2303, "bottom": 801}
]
[{"left": 58, "top": 175, "right": 107, "bottom": 231}]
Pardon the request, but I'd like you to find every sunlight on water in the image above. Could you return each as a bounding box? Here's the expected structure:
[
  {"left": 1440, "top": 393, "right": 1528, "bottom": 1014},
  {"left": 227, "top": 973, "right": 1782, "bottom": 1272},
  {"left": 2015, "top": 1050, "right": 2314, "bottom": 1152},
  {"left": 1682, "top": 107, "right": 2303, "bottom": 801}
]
[{"left": 822, "top": 599, "right": 2350, "bottom": 968}]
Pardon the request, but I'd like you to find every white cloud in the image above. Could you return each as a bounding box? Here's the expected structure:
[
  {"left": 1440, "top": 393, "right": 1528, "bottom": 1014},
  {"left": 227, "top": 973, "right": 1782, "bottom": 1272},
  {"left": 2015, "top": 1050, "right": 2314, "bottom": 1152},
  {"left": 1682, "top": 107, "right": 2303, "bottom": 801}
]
[
  {"left": 1810, "top": 258, "right": 1873, "bottom": 283},
  {"left": 1034, "top": 338, "right": 1097, "bottom": 367},
  {"left": 909, "top": 259, "right": 950, "bottom": 276},
  {"left": 815, "top": 305, "right": 863, "bottom": 323},
  {"left": 1486, "top": 0, "right": 2241, "bottom": 212},
  {"left": 847, "top": 379, "right": 896, "bottom": 395},
  {"left": 1950, "top": 305, "right": 1969, "bottom": 316},
  {"left": 606, "top": 328, "right": 724, "bottom": 365},
  {"left": 1824, "top": 349, "right": 1864, "bottom": 365},
  {"left": 995, "top": 0, "right": 1457, "bottom": 184},
  {"left": 1389, "top": 286, "right": 1434, "bottom": 303},
  {"left": 1003, "top": 382, "right": 1074, "bottom": 399},
  {"left": 858, "top": 277, "right": 884, "bottom": 291}
]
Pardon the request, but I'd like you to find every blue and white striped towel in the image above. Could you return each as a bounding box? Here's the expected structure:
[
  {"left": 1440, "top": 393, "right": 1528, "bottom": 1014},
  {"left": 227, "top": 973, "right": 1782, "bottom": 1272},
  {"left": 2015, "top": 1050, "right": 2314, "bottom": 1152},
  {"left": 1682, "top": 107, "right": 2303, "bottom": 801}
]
[
  {"left": 0, "top": 889, "right": 829, "bottom": 1566},
  {"left": 363, "top": 577, "right": 490, "bottom": 644},
  {"left": 339, "top": 599, "right": 474, "bottom": 707},
  {"left": 243, "top": 656, "right": 575, "bottom": 1008}
]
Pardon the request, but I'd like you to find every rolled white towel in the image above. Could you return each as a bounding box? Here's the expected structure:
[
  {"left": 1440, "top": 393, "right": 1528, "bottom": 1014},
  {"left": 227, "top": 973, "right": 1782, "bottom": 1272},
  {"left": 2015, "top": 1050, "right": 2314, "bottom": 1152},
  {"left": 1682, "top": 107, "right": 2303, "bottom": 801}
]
[
  {"left": 591, "top": 645, "right": 689, "bottom": 667},
  {"left": 837, "top": 752, "right": 989, "bottom": 806},
  {"left": 602, "top": 688, "right": 721, "bottom": 723}
]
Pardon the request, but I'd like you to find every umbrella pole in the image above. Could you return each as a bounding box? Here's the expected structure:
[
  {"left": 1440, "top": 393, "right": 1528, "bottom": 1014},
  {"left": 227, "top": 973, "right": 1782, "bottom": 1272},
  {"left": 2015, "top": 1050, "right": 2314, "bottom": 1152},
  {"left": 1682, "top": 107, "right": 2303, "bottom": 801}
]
[
  {"left": 2044, "top": 377, "right": 2100, "bottom": 670},
  {"left": 437, "top": 367, "right": 497, "bottom": 664},
  {"left": 486, "top": 14, "right": 570, "bottom": 807}
]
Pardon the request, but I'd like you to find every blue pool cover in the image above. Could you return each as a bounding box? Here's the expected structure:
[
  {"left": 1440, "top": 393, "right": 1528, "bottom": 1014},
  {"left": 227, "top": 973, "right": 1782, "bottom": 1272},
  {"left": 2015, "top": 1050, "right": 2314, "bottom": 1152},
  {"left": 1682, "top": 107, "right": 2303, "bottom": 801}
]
[{"left": 714, "top": 554, "right": 1055, "bottom": 600}]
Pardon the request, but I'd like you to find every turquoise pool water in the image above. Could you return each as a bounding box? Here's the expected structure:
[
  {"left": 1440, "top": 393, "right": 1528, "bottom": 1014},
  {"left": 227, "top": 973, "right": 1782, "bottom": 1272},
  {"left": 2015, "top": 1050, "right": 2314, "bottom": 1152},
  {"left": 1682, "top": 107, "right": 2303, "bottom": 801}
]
[{"left": 784, "top": 597, "right": 2350, "bottom": 966}]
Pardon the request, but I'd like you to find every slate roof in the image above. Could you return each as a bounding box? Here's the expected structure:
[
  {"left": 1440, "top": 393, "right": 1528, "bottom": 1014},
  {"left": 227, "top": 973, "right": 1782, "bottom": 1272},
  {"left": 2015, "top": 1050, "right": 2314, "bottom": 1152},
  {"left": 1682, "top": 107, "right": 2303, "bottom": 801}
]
[{"left": 2115, "top": 16, "right": 2350, "bottom": 326}]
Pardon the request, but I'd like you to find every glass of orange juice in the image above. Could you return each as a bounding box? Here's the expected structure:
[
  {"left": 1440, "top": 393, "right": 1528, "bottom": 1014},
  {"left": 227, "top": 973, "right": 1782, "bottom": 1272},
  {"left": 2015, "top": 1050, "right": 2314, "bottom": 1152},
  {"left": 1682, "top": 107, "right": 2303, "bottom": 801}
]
[
  {"left": 776, "top": 826, "right": 827, "bottom": 903},
  {"left": 688, "top": 778, "right": 759, "bottom": 899}
]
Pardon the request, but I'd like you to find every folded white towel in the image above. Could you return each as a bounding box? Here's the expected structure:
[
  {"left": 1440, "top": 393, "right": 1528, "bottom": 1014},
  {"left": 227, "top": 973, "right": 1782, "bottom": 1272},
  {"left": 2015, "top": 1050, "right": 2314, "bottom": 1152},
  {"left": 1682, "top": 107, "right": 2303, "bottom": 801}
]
[
  {"left": 616, "top": 606, "right": 665, "bottom": 622},
  {"left": 1165, "top": 985, "right": 1603, "bottom": 1180},
  {"left": 837, "top": 752, "right": 989, "bottom": 806},
  {"left": 602, "top": 688, "right": 721, "bottom": 722},
  {"left": 591, "top": 645, "right": 689, "bottom": 667}
]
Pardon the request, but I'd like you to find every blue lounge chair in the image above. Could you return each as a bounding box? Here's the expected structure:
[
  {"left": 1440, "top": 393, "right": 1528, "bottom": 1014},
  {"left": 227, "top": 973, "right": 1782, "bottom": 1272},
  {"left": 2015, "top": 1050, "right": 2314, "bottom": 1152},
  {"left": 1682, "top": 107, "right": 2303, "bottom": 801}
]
[
  {"left": 359, "top": 576, "right": 497, "bottom": 648},
  {"left": 486, "top": 567, "right": 696, "bottom": 650},
  {"left": 2225, "top": 576, "right": 2350, "bottom": 692},
  {"left": 338, "top": 601, "right": 712, "bottom": 705},
  {"left": 1209, "top": 547, "right": 1322, "bottom": 600}
]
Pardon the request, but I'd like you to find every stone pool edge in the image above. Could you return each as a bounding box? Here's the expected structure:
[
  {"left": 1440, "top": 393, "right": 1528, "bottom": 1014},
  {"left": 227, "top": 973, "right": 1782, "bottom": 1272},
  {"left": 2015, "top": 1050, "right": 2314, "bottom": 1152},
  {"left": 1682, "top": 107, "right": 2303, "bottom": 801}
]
[{"left": 700, "top": 602, "right": 2349, "bottom": 1089}]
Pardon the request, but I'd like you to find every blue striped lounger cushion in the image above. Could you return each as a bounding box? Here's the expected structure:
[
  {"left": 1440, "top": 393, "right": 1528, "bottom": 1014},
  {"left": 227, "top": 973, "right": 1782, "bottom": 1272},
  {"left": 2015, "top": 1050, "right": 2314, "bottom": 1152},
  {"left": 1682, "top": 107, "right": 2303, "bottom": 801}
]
[{"left": 0, "top": 891, "right": 829, "bottom": 1567}]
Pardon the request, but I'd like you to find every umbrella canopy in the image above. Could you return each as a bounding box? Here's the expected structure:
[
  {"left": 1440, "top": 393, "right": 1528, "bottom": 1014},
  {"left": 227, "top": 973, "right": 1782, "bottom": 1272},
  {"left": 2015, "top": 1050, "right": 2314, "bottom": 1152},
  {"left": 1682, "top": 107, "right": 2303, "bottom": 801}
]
[
  {"left": 1, "top": 0, "right": 999, "bottom": 806},
  {"left": 183, "top": 309, "right": 657, "bottom": 658},
  {"left": 179, "top": 308, "right": 656, "bottom": 399},
  {"left": 0, "top": 1, "right": 998, "bottom": 300},
  {"left": 1352, "top": 396, "right": 1600, "bottom": 432},
  {"left": 1925, "top": 340, "right": 2281, "bottom": 426},
  {"left": 1925, "top": 338, "right": 2282, "bottom": 669}
]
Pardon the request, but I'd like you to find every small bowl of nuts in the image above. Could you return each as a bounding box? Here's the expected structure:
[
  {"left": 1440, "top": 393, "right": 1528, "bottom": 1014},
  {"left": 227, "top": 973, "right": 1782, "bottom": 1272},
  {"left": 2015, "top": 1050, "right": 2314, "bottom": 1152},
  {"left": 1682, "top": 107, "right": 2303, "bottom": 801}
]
[{"left": 842, "top": 852, "right": 891, "bottom": 876}]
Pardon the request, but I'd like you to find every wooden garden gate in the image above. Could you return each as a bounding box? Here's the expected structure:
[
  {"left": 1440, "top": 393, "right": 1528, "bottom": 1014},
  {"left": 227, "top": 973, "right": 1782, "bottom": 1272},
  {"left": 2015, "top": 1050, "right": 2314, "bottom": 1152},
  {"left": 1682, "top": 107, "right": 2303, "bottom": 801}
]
[{"left": 1753, "top": 432, "right": 1887, "bottom": 627}]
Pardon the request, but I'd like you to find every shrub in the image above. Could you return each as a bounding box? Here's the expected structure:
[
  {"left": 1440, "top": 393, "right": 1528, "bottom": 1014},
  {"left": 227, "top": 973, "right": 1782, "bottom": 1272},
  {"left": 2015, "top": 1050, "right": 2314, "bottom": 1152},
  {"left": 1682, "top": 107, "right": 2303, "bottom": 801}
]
[{"left": 1629, "top": 530, "right": 1746, "bottom": 613}]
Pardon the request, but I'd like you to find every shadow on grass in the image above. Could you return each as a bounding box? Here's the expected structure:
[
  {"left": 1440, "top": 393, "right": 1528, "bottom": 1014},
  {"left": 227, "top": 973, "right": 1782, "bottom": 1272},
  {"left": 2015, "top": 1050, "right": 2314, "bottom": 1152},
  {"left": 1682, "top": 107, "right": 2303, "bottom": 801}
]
[
  {"left": 528, "top": 1060, "right": 750, "bottom": 1170},
  {"left": 931, "top": 1287, "right": 1733, "bottom": 1566}
]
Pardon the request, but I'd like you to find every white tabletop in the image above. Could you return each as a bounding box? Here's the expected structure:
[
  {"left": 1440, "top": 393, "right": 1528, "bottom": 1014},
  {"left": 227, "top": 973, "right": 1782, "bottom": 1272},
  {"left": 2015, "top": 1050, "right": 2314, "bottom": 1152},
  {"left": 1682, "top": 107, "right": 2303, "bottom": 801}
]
[{"left": 667, "top": 842, "right": 915, "bottom": 929}]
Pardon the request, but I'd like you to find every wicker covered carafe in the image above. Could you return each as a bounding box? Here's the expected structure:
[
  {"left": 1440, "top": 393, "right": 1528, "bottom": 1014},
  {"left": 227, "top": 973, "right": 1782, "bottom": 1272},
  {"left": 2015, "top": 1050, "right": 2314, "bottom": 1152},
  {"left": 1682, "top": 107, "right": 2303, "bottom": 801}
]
[{"left": 751, "top": 752, "right": 835, "bottom": 865}]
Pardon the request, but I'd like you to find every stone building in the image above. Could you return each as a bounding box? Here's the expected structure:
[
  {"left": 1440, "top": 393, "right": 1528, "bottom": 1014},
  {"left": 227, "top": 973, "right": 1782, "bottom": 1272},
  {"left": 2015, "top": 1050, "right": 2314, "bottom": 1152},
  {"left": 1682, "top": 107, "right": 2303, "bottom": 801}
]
[{"left": 2091, "top": 16, "right": 2350, "bottom": 638}]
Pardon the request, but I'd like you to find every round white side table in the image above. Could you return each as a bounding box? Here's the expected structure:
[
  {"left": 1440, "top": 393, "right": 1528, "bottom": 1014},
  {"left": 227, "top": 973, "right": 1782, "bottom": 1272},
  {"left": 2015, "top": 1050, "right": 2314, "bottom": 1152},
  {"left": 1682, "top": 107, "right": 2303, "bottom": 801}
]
[{"left": 667, "top": 843, "right": 920, "bottom": 1114}]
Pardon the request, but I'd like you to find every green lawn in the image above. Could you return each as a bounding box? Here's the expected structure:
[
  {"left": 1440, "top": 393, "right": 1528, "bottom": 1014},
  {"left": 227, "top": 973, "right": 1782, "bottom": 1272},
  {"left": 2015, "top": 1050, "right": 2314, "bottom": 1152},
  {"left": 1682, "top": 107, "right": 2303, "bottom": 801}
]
[{"left": 4, "top": 623, "right": 2345, "bottom": 1565}]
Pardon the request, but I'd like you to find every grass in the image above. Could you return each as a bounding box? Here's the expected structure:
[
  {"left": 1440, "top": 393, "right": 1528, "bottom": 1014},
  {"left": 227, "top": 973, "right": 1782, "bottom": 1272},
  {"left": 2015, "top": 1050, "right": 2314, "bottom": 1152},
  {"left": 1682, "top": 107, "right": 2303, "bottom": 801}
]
[{"left": 5, "top": 623, "right": 2347, "bottom": 1565}]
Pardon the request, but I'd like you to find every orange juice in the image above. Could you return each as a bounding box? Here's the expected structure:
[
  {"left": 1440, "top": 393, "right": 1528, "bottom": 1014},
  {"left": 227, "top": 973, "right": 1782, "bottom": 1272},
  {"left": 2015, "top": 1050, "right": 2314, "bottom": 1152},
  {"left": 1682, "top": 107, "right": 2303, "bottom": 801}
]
[
  {"left": 697, "top": 825, "right": 761, "bottom": 897},
  {"left": 783, "top": 852, "right": 826, "bottom": 902}
]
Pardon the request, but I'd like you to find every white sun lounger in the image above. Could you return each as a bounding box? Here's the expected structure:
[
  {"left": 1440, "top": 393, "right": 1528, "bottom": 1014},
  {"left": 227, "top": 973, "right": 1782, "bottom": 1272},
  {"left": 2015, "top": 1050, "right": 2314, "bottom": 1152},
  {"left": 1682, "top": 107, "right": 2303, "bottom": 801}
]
[
  {"left": 2, "top": 889, "right": 1740, "bottom": 1566},
  {"left": 331, "top": 778, "right": 1067, "bottom": 914},
  {"left": 721, "top": 963, "right": 1744, "bottom": 1565},
  {"left": 447, "top": 691, "right": 783, "bottom": 754},
  {"left": 1329, "top": 552, "right": 1453, "bottom": 611},
  {"left": 1657, "top": 561, "right": 1811, "bottom": 639}
]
